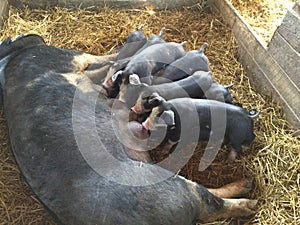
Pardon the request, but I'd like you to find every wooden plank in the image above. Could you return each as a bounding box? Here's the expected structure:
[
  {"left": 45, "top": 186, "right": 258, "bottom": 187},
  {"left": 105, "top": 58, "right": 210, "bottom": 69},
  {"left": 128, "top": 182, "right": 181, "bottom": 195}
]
[
  {"left": 0, "top": 0, "right": 9, "bottom": 30},
  {"left": 209, "top": 0, "right": 267, "bottom": 47},
  {"left": 8, "top": 0, "right": 58, "bottom": 9},
  {"left": 251, "top": 47, "right": 300, "bottom": 109},
  {"left": 268, "top": 31, "right": 300, "bottom": 87},
  {"left": 82, "top": 0, "right": 202, "bottom": 10},
  {"left": 8, "top": 0, "right": 204, "bottom": 9},
  {"left": 210, "top": 0, "right": 300, "bottom": 129},
  {"left": 293, "top": 0, "right": 300, "bottom": 13},
  {"left": 238, "top": 45, "right": 300, "bottom": 128},
  {"left": 58, "top": 0, "right": 151, "bottom": 9},
  {"left": 276, "top": 9, "right": 300, "bottom": 53}
]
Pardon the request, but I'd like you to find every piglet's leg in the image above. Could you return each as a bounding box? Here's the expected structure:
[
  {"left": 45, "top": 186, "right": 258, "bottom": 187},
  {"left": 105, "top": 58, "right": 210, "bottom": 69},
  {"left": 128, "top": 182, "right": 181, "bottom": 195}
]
[{"left": 226, "top": 146, "right": 241, "bottom": 163}]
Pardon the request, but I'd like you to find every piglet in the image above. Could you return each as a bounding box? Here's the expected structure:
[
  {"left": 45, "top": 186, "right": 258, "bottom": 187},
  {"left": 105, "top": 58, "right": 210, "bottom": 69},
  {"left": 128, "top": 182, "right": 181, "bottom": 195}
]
[
  {"left": 116, "top": 25, "right": 147, "bottom": 60},
  {"left": 153, "top": 43, "right": 209, "bottom": 84},
  {"left": 141, "top": 94, "right": 260, "bottom": 162}
]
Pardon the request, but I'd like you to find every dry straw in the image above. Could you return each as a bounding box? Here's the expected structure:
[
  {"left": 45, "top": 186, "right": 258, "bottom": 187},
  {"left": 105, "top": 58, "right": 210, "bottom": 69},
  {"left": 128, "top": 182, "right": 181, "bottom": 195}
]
[
  {"left": 229, "top": 0, "right": 296, "bottom": 44},
  {"left": 0, "top": 5, "right": 299, "bottom": 225}
]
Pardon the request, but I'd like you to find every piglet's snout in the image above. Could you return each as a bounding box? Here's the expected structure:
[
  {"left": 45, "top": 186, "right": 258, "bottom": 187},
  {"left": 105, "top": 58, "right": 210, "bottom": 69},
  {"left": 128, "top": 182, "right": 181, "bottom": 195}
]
[{"left": 131, "top": 104, "right": 143, "bottom": 114}]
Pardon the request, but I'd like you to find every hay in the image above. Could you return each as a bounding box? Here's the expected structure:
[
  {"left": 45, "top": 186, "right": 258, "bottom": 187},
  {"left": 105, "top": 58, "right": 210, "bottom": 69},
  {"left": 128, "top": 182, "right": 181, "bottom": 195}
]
[
  {"left": 0, "top": 6, "right": 299, "bottom": 225},
  {"left": 229, "top": 0, "right": 296, "bottom": 44}
]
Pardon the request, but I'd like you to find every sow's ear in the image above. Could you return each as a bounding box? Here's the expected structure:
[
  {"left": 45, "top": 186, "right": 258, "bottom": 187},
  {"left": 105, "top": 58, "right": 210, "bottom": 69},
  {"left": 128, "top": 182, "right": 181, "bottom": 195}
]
[
  {"left": 129, "top": 74, "right": 141, "bottom": 85},
  {"left": 160, "top": 110, "right": 175, "bottom": 126}
]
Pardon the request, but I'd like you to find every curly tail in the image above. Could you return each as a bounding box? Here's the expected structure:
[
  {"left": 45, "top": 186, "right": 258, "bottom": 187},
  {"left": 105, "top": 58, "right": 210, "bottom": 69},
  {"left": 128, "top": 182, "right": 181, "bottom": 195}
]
[
  {"left": 199, "top": 42, "right": 208, "bottom": 53},
  {"left": 248, "top": 108, "right": 260, "bottom": 119}
]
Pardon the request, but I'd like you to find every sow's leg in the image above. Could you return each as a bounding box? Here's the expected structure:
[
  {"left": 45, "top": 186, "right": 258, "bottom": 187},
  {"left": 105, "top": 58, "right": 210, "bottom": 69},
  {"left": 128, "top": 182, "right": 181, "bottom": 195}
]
[
  {"left": 192, "top": 178, "right": 257, "bottom": 223},
  {"left": 203, "top": 198, "right": 257, "bottom": 223},
  {"left": 208, "top": 178, "right": 254, "bottom": 198}
]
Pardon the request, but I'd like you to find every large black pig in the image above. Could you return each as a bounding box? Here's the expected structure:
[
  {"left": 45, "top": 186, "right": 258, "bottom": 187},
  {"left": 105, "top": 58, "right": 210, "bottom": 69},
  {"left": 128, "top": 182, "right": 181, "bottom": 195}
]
[{"left": 0, "top": 34, "right": 257, "bottom": 225}]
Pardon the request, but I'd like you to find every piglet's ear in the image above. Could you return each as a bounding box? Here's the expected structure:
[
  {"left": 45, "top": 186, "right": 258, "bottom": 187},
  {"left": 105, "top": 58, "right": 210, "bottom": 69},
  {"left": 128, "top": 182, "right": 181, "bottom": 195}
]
[
  {"left": 129, "top": 74, "right": 141, "bottom": 85},
  {"left": 148, "top": 96, "right": 163, "bottom": 106},
  {"left": 160, "top": 110, "right": 175, "bottom": 126},
  {"left": 112, "top": 70, "right": 123, "bottom": 82}
]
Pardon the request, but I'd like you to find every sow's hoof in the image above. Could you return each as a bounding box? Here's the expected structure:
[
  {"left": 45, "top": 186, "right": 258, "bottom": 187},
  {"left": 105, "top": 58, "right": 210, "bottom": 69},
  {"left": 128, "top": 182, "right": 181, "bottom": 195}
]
[{"left": 223, "top": 198, "right": 258, "bottom": 218}]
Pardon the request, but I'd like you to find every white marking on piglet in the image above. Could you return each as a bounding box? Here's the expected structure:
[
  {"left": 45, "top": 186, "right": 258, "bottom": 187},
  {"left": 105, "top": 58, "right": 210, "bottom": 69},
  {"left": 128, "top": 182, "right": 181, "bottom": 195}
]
[{"left": 129, "top": 74, "right": 141, "bottom": 85}]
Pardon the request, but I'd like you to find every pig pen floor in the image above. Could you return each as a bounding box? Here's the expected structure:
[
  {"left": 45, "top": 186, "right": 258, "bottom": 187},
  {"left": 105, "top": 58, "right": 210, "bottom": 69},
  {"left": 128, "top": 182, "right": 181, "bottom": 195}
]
[{"left": 0, "top": 7, "right": 299, "bottom": 225}]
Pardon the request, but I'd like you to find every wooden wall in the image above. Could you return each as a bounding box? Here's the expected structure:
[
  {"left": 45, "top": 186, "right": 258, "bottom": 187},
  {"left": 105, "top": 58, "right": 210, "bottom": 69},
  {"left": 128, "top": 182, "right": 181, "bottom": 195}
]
[
  {"left": 210, "top": 0, "right": 300, "bottom": 129},
  {"left": 7, "top": 0, "right": 204, "bottom": 9},
  {"left": 0, "top": 0, "right": 9, "bottom": 31}
]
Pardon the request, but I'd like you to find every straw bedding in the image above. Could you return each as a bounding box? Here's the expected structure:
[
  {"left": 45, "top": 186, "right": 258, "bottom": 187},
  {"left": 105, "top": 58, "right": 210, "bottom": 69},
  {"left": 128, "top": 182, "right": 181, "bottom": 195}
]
[
  {"left": 0, "top": 6, "right": 299, "bottom": 225},
  {"left": 229, "top": 0, "right": 296, "bottom": 44}
]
